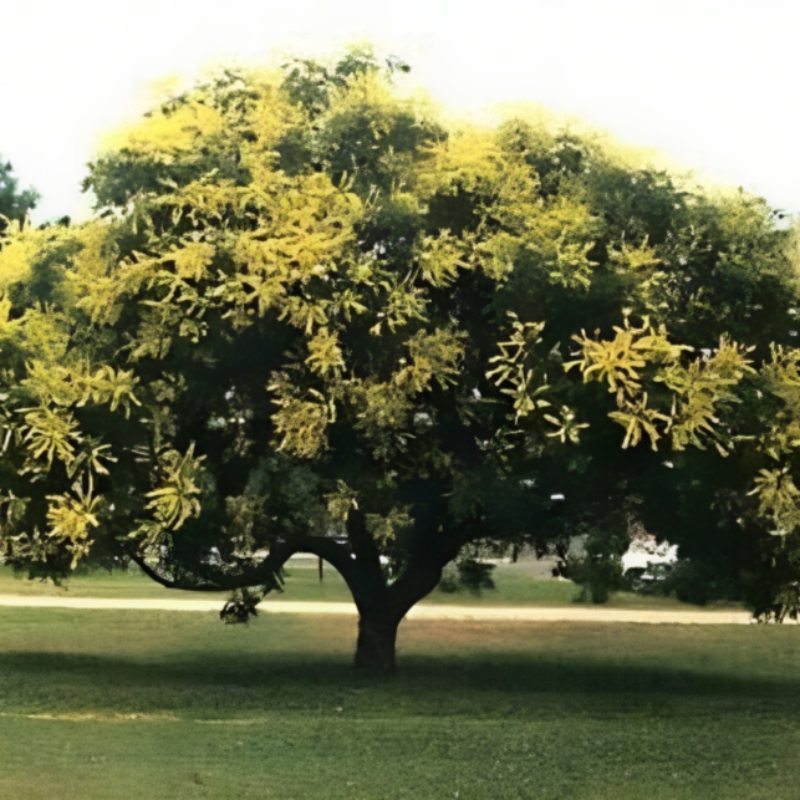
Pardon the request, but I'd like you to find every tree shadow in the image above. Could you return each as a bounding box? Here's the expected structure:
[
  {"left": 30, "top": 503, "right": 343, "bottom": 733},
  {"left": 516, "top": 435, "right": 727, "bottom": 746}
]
[{"left": 1, "top": 647, "right": 798, "bottom": 719}]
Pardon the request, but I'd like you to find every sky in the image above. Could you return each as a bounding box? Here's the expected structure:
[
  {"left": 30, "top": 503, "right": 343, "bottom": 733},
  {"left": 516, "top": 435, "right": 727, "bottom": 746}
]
[{"left": 1, "top": 0, "right": 799, "bottom": 225}]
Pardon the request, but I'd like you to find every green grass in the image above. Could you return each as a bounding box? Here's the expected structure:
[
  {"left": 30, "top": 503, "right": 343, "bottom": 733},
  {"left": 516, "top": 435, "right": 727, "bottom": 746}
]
[
  {"left": 0, "top": 561, "right": 735, "bottom": 612},
  {"left": 1, "top": 608, "right": 799, "bottom": 798}
]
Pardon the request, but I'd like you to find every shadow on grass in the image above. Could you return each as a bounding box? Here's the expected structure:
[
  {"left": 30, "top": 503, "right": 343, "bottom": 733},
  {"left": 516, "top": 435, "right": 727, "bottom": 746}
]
[{"left": 2, "top": 647, "right": 799, "bottom": 718}]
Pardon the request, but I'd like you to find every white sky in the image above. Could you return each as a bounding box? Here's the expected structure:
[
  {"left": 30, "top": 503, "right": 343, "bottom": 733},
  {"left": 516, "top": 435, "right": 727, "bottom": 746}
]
[{"left": 2, "top": 0, "right": 799, "bottom": 225}]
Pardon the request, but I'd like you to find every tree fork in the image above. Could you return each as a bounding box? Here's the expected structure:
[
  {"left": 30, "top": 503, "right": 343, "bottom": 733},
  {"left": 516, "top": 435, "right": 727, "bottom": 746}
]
[{"left": 350, "top": 540, "right": 455, "bottom": 674}]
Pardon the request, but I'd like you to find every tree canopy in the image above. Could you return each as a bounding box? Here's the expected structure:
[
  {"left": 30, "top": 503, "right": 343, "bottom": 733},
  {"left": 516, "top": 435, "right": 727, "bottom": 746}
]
[
  {"left": 0, "top": 158, "right": 39, "bottom": 237},
  {"left": 2, "top": 47, "right": 800, "bottom": 671}
]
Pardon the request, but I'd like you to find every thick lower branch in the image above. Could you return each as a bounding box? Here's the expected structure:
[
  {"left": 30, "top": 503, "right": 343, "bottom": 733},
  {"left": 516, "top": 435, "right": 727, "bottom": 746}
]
[{"left": 128, "top": 533, "right": 356, "bottom": 593}]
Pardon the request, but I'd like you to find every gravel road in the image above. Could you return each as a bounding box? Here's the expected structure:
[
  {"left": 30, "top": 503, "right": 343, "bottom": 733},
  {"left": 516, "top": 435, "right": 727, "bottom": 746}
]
[{"left": 0, "top": 594, "right": 755, "bottom": 624}]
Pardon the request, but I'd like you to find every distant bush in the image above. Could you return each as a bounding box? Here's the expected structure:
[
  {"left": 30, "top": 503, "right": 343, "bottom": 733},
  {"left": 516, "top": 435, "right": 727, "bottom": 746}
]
[{"left": 437, "top": 559, "right": 496, "bottom": 595}]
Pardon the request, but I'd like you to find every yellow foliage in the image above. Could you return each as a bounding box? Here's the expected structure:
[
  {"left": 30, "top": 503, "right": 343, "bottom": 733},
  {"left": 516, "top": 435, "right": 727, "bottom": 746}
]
[
  {"left": 144, "top": 445, "right": 205, "bottom": 530},
  {"left": 23, "top": 361, "right": 141, "bottom": 415},
  {"left": 371, "top": 277, "right": 428, "bottom": 335},
  {"left": 325, "top": 479, "right": 359, "bottom": 523},
  {"left": 366, "top": 506, "right": 412, "bottom": 549},
  {"left": 268, "top": 376, "right": 331, "bottom": 459},
  {"left": 659, "top": 338, "right": 755, "bottom": 452},
  {"left": 415, "top": 230, "right": 472, "bottom": 287},
  {"left": 567, "top": 317, "right": 689, "bottom": 397},
  {"left": 100, "top": 101, "right": 224, "bottom": 160},
  {"left": 325, "top": 69, "right": 415, "bottom": 147},
  {"left": 71, "top": 223, "right": 113, "bottom": 280},
  {"left": 749, "top": 467, "right": 800, "bottom": 536},
  {"left": 522, "top": 196, "right": 599, "bottom": 289},
  {"left": 756, "top": 346, "right": 800, "bottom": 462},
  {"left": 271, "top": 396, "right": 330, "bottom": 458},
  {"left": 544, "top": 405, "right": 589, "bottom": 444},
  {"left": 570, "top": 319, "right": 755, "bottom": 452},
  {"left": 486, "top": 313, "right": 551, "bottom": 424},
  {"left": 46, "top": 480, "right": 101, "bottom": 568},
  {"left": 305, "top": 327, "right": 345, "bottom": 377},
  {"left": 167, "top": 241, "right": 216, "bottom": 281},
  {"left": 353, "top": 380, "right": 414, "bottom": 433},
  {"left": 246, "top": 83, "right": 306, "bottom": 152},
  {"left": 232, "top": 172, "right": 362, "bottom": 304},
  {"left": 402, "top": 328, "right": 465, "bottom": 392},
  {"left": 0, "top": 226, "right": 38, "bottom": 292},
  {"left": 416, "top": 127, "right": 508, "bottom": 198},
  {"left": 1, "top": 306, "right": 70, "bottom": 365},
  {"left": 0, "top": 294, "right": 12, "bottom": 328},
  {"left": 608, "top": 393, "right": 672, "bottom": 451},
  {"left": 475, "top": 231, "right": 523, "bottom": 281},
  {"left": 22, "top": 407, "right": 80, "bottom": 468},
  {"left": 609, "top": 236, "right": 662, "bottom": 272}
]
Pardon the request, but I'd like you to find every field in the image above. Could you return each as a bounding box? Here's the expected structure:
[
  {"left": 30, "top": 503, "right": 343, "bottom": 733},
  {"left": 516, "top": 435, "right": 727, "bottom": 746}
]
[
  {"left": 1, "top": 606, "right": 799, "bottom": 799},
  {"left": 0, "top": 560, "right": 736, "bottom": 612}
]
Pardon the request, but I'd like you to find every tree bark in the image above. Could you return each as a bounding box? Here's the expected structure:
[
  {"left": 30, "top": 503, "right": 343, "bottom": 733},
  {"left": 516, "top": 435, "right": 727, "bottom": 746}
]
[{"left": 354, "top": 614, "right": 400, "bottom": 674}]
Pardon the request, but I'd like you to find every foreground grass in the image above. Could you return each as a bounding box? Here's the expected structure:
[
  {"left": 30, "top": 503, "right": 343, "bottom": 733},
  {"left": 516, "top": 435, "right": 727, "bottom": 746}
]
[
  {"left": 0, "top": 562, "right": 731, "bottom": 612},
  {"left": 0, "top": 608, "right": 798, "bottom": 799}
]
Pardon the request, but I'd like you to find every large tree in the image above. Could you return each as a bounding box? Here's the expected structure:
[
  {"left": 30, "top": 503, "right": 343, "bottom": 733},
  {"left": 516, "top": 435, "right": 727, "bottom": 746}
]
[{"left": 2, "top": 48, "right": 800, "bottom": 671}]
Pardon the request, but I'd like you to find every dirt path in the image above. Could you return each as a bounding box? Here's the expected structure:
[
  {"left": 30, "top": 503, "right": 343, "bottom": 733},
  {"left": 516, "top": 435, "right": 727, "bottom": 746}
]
[{"left": 0, "top": 594, "right": 755, "bottom": 624}]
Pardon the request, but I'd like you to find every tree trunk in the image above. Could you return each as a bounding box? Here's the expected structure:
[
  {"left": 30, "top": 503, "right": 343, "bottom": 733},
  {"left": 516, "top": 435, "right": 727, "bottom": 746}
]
[{"left": 354, "top": 615, "right": 399, "bottom": 674}]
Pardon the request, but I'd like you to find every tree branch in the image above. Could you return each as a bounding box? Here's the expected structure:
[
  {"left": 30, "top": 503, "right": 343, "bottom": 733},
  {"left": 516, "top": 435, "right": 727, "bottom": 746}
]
[
  {"left": 387, "top": 519, "right": 462, "bottom": 619},
  {"left": 128, "top": 533, "right": 356, "bottom": 593}
]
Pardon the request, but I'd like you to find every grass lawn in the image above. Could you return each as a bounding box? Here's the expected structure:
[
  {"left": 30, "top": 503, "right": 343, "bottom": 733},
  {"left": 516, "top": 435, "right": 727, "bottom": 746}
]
[
  {"left": 0, "top": 561, "right": 736, "bottom": 612},
  {"left": 1, "top": 608, "right": 799, "bottom": 799}
]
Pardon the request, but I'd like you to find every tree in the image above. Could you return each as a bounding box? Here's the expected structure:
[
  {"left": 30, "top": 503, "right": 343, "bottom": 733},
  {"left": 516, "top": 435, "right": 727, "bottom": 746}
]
[
  {"left": 0, "top": 158, "right": 39, "bottom": 237},
  {"left": 2, "top": 47, "right": 800, "bottom": 672}
]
